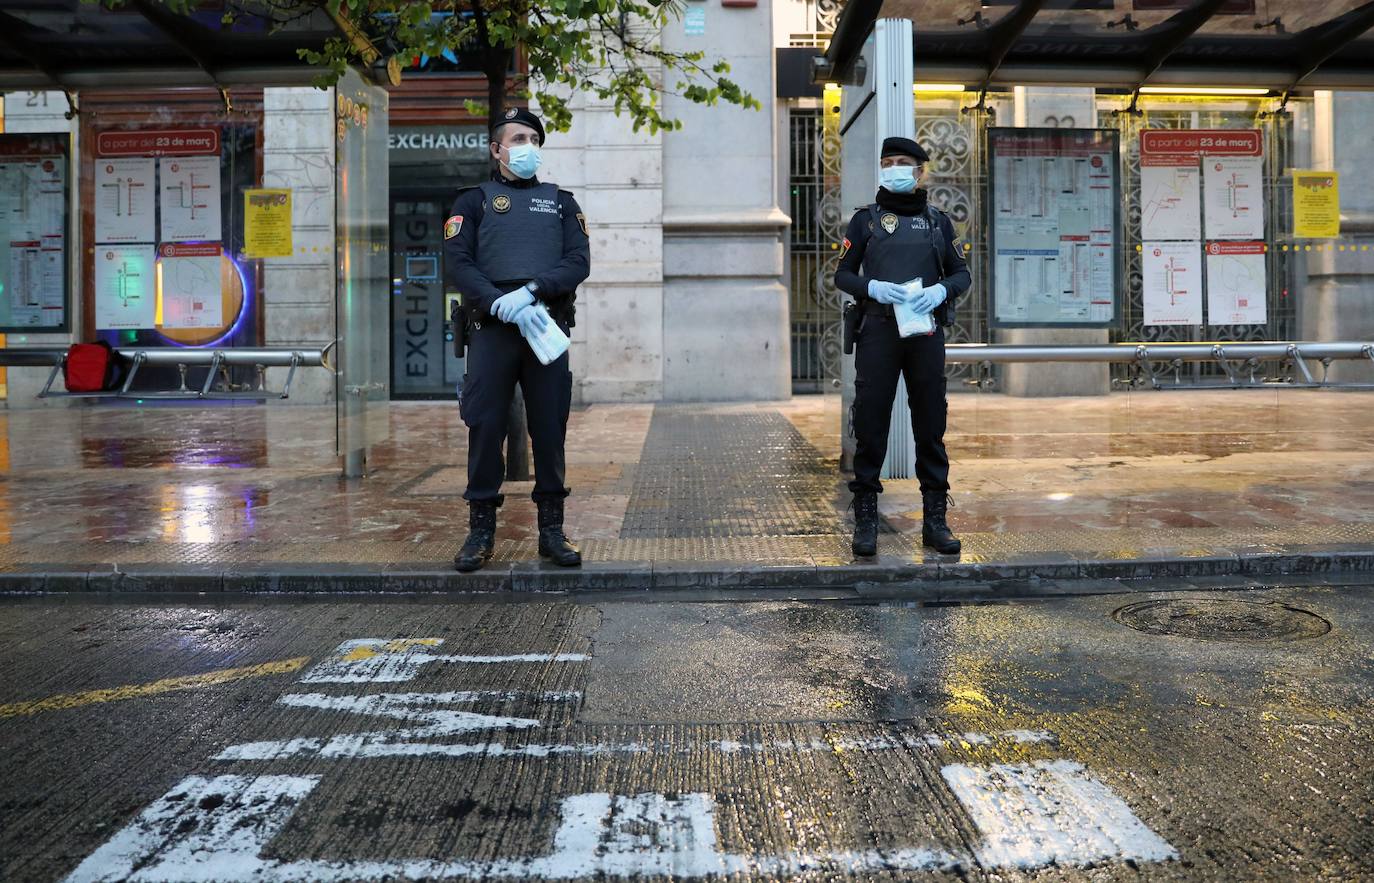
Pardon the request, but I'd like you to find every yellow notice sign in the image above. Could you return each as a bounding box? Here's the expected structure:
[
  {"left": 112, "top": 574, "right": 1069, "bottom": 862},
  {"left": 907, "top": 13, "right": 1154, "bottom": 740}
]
[
  {"left": 1292, "top": 171, "right": 1340, "bottom": 239},
  {"left": 243, "top": 188, "right": 293, "bottom": 257}
]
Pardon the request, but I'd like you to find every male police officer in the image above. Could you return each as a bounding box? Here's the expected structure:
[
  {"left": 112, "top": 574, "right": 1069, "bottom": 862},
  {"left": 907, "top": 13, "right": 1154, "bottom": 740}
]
[
  {"left": 834, "top": 136, "right": 971, "bottom": 558},
  {"left": 444, "top": 107, "right": 591, "bottom": 572}
]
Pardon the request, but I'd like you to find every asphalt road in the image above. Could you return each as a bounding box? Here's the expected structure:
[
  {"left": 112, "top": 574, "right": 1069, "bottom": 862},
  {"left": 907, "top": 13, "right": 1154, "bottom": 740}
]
[{"left": 1, "top": 583, "right": 1371, "bottom": 882}]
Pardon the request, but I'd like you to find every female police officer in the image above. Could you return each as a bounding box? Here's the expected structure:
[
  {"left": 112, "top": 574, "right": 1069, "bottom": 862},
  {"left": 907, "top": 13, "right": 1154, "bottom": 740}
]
[{"left": 834, "top": 136, "right": 971, "bottom": 558}]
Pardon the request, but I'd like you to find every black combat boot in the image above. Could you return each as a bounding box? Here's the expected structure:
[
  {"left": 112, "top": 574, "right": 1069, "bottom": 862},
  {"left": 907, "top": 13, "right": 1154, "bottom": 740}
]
[
  {"left": 851, "top": 490, "right": 879, "bottom": 557},
  {"left": 454, "top": 499, "right": 499, "bottom": 572},
  {"left": 537, "top": 499, "right": 582, "bottom": 567},
  {"left": 922, "top": 492, "right": 961, "bottom": 555}
]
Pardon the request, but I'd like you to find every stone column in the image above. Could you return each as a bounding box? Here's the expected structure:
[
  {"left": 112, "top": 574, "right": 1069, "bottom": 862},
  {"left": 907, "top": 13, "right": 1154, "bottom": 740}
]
[
  {"left": 538, "top": 72, "right": 665, "bottom": 405},
  {"left": 660, "top": 0, "right": 791, "bottom": 402},
  {"left": 1300, "top": 90, "right": 1374, "bottom": 383},
  {"left": 997, "top": 87, "right": 1110, "bottom": 397}
]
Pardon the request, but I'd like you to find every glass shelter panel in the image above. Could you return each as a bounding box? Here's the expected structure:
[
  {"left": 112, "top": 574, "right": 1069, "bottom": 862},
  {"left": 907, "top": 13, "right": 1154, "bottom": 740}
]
[{"left": 335, "top": 70, "right": 390, "bottom": 462}]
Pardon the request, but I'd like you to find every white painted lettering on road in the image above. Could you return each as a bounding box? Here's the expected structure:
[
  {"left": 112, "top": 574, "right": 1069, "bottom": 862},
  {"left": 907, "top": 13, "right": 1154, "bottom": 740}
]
[
  {"left": 214, "top": 690, "right": 581, "bottom": 761},
  {"left": 300, "top": 639, "right": 588, "bottom": 683},
  {"left": 64, "top": 774, "right": 319, "bottom": 883},
  {"left": 941, "top": 759, "right": 1178, "bottom": 868},
  {"left": 67, "top": 780, "right": 967, "bottom": 881}
]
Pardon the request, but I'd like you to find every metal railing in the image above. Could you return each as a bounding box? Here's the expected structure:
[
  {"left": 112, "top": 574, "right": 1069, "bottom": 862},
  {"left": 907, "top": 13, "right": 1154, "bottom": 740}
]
[
  {"left": 0, "top": 343, "right": 337, "bottom": 400},
  {"left": 944, "top": 341, "right": 1374, "bottom": 391}
]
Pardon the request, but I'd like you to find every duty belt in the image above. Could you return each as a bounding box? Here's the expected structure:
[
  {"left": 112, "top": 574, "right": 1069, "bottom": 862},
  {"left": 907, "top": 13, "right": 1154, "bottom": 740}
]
[{"left": 859, "top": 300, "right": 896, "bottom": 317}]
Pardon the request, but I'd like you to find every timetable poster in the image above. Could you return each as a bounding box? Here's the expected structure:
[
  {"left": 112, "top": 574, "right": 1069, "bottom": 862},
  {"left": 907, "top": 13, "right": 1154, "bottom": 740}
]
[
  {"left": 0, "top": 134, "right": 69, "bottom": 330},
  {"left": 989, "top": 128, "right": 1118, "bottom": 327}
]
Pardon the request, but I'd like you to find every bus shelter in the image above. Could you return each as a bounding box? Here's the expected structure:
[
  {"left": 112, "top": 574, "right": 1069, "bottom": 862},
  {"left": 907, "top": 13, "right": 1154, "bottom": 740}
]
[
  {"left": 811, "top": 0, "right": 1374, "bottom": 475},
  {"left": 0, "top": 2, "right": 390, "bottom": 475}
]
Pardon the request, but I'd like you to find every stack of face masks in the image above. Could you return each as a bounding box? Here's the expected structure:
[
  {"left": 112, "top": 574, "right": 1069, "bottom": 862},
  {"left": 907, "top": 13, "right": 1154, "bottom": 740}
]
[
  {"left": 523, "top": 303, "right": 570, "bottom": 365},
  {"left": 893, "top": 277, "right": 934, "bottom": 338}
]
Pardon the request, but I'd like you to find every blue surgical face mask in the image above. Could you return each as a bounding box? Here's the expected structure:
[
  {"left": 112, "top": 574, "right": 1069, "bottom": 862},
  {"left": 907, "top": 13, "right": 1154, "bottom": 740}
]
[
  {"left": 879, "top": 165, "right": 918, "bottom": 193},
  {"left": 503, "top": 143, "right": 542, "bottom": 179}
]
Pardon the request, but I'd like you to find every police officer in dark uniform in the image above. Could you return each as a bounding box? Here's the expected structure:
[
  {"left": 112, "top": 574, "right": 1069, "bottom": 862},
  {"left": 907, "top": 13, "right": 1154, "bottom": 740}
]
[
  {"left": 444, "top": 107, "right": 591, "bottom": 572},
  {"left": 834, "top": 136, "right": 971, "bottom": 558}
]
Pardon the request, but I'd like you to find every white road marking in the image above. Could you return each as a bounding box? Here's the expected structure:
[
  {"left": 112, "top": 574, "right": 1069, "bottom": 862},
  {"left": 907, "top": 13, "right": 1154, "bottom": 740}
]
[
  {"left": 67, "top": 779, "right": 967, "bottom": 881},
  {"left": 215, "top": 691, "right": 580, "bottom": 760},
  {"left": 300, "top": 639, "right": 587, "bottom": 683},
  {"left": 215, "top": 688, "right": 1060, "bottom": 762},
  {"left": 63, "top": 774, "right": 319, "bottom": 883},
  {"left": 941, "top": 759, "right": 1179, "bottom": 868}
]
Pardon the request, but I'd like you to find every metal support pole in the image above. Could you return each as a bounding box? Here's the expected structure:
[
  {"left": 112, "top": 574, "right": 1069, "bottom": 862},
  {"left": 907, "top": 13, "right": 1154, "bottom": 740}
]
[{"left": 874, "top": 17, "right": 916, "bottom": 481}]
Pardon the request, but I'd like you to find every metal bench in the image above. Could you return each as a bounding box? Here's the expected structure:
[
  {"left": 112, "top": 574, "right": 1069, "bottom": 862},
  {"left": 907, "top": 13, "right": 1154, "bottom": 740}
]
[
  {"left": 945, "top": 341, "right": 1374, "bottom": 391},
  {"left": 0, "top": 344, "right": 335, "bottom": 400}
]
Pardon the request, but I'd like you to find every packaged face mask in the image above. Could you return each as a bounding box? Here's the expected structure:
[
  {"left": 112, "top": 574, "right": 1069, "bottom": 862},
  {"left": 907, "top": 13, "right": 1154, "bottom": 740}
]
[
  {"left": 893, "top": 277, "right": 934, "bottom": 337},
  {"left": 522, "top": 303, "right": 570, "bottom": 365}
]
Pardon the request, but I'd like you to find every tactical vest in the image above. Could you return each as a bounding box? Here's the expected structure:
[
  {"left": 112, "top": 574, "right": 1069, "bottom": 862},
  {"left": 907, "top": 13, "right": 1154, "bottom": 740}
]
[
  {"left": 476, "top": 180, "right": 565, "bottom": 283},
  {"left": 861, "top": 204, "right": 953, "bottom": 325}
]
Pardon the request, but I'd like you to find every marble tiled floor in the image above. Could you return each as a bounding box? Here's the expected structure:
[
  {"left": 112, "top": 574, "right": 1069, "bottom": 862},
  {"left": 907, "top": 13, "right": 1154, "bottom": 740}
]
[{"left": 0, "top": 389, "right": 1370, "bottom": 567}]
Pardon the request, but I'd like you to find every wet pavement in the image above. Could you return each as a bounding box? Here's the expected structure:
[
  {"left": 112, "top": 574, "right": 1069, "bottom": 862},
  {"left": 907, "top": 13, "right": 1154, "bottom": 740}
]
[
  {"left": 0, "top": 389, "right": 1372, "bottom": 589},
  {"left": 1, "top": 583, "right": 1371, "bottom": 881}
]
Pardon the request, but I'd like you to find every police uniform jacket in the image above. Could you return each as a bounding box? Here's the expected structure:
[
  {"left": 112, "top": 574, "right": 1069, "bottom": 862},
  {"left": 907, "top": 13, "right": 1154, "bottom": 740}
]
[
  {"left": 443, "top": 172, "right": 591, "bottom": 326},
  {"left": 834, "top": 188, "right": 971, "bottom": 327}
]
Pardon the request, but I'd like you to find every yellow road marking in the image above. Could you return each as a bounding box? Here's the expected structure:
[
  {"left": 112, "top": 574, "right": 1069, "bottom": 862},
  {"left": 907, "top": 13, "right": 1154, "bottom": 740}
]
[
  {"left": 0, "top": 656, "right": 311, "bottom": 718},
  {"left": 339, "top": 638, "right": 440, "bottom": 663}
]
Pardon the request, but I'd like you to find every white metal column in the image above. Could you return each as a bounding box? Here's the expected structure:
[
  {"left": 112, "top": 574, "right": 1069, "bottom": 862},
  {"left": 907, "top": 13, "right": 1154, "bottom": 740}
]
[{"left": 874, "top": 18, "right": 917, "bottom": 479}]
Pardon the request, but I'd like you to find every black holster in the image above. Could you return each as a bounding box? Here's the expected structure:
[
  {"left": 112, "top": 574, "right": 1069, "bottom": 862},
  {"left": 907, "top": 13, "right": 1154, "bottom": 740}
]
[
  {"left": 451, "top": 298, "right": 468, "bottom": 359},
  {"left": 842, "top": 300, "right": 861, "bottom": 355}
]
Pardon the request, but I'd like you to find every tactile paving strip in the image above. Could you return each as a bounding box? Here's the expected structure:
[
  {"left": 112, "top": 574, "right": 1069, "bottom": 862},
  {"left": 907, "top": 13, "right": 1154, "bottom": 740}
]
[
  {"left": 1, "top": 523, "right": 1371, "bottom": 569},
  {"left": 620, "top": 409, "right": 849, "bottom": 539}
]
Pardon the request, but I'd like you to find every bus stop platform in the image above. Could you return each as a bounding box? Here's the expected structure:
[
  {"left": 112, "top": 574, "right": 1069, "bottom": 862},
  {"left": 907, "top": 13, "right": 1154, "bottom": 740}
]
[{"left": 0, "top": 390, "right": 1371, "bottom": 597}]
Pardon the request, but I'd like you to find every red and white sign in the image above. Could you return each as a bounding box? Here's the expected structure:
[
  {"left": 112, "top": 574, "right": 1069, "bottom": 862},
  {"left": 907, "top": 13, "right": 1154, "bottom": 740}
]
[
  {"left": 1206, "top": 241, "right": 1265, "bottom": 256},
  {"left": 160, "top": 243, "right": 222, "bottom": 259},
  {"left": 97, "top": 128, "right": 220, "bottom": 158},
  {"left": 1139, "top": 129, "right": 1261, "bottom": 159}
]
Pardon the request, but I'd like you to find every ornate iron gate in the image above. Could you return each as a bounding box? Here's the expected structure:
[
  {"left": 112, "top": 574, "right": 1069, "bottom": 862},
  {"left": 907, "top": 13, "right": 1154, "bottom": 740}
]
[
  {"left": 786, "top": 97, "right": 991, "bottom": 392},
  {"left": 787, "top": 104, "right": 844, "bottom": 392}
]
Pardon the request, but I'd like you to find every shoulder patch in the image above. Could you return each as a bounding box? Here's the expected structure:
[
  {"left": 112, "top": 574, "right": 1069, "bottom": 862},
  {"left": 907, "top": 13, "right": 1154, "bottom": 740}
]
[
  {"left": 444, "top": 215, "right": 463, "bottom": 239},
  {"left": 838, "top": 237, "right": 851, "bottom": 260},
  {"left": 576, "top": 212, "right": 588, "bottom": 237}
]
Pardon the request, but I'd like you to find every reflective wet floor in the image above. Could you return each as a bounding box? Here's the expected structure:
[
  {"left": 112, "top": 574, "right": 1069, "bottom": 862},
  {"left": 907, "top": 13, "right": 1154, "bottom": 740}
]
[
  {"left": 0, "top": 389, "right": 1371, "bottom": 569},
  {"left": 2, "top": 584, "right": 1371, "bottom": 881}
]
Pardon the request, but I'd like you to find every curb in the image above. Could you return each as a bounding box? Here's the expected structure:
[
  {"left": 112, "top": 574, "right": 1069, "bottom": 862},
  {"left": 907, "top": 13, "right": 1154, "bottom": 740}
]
[{"left": 0, "top": 549, "right": 1371, "bottom": 596}]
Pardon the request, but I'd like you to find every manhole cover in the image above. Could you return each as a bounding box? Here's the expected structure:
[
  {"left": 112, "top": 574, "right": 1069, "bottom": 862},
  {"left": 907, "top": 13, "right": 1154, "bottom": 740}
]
[{"left": 1112, "top": 598, "right": 1331, "bottom": 643}]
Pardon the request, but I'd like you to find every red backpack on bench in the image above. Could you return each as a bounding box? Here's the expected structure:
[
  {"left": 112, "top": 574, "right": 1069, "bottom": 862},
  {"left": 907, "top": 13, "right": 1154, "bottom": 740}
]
[{"left": 64, "top": 341, "right": 121, "bottom": 393}]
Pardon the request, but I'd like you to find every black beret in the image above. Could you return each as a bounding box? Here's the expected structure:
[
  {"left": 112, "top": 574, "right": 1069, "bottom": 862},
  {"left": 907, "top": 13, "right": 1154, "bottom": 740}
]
[
  {"left": 881, "top": 136, "right": 930, "bottom": 162},
  {"left": 491, "top": 107, "right": 546, "bottom": 145}
]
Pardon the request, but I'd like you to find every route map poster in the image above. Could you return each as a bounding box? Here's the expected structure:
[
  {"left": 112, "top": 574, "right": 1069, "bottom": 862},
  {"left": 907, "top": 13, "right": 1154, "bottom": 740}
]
[
  {"left": 92, "top": 127, "right": 225, "bottom": 333},
  {"left": 94, "top": 157, "right": 155, "bottom": 244},
  {"left": 158, "top": 243, "right": 223, "bottom": 329},
  {"left": 1137, "top": 129, "right": 1266, "bottom": 326},
  {"left": 159, "top": 155, "right": 221, "bottom": 242},
  {"left": 1142, "top": 240, "right": 1202, "bottom": 326},
  {"left": 1205, "top": 241, "right": 1267, "bottom": 326},
  {"left": 94, "top": 244, "right": 156, "bottom": 329},
  {"left": 0, "top": 133, "right": 69, "bottom": 331},
  {"left": 989, "top": 128, "right": 1119, "bottom": 328},
  {"left": 1203, "top": 156, "right": 1264, "bottom": 240}
]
